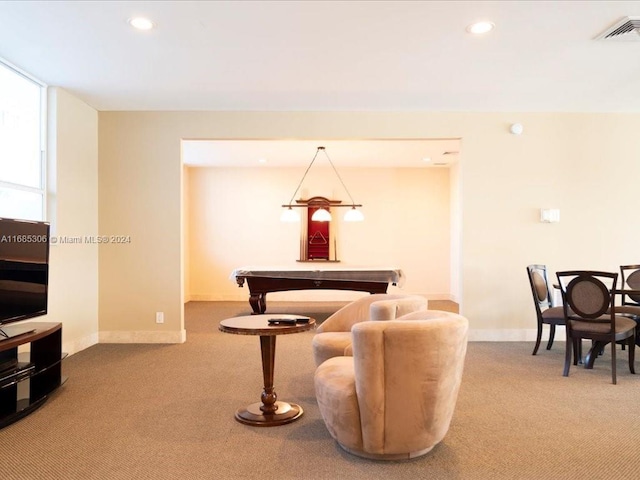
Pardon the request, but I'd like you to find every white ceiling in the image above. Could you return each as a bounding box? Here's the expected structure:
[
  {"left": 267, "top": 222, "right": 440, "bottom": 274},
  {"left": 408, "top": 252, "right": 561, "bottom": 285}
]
[
  {"left": 1, "top": 1, "right": 639, "bottom": 113},
  {"left": 1, "top": 1, "right": 638, "bottom": 167},
  {"left": 182, "top": 138, "right": 461, "bottom": 168}
]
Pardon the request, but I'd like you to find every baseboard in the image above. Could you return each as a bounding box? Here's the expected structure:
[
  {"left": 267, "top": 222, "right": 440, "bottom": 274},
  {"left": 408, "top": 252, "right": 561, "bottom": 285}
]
[
  {"left": 424, "top": 293, "right": 458, "bottom": 301},
  {"left": 99, "top": 329, "right": 187, "bottom": 344},
  {"left": 188, "top": 292, "right": 457, "bottom": 302},
  {"left": 189, "top": 294, "right": 242, "bottom": 301},
  {"left": 63, "top": 332, "right": 99, "bottom": 356},
  {"left": 190, "top": 292, "right": 372, "bottom": 302},
  {"left": 469, "top": 326, "right": 566, "bottom": 342},
  {"left": 76, "top": 326, "right": 561, "bottom": 345}
]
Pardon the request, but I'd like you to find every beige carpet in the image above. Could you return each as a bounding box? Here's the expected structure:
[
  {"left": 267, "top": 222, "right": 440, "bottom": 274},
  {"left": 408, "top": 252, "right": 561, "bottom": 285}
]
[{"left": 1, "top": 301, "right": 640, "bottom": 479}]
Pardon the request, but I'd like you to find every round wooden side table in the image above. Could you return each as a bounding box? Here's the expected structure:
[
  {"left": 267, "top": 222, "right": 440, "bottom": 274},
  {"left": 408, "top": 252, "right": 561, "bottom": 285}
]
[{"left": 219, "top": 314, "right": 315, "bottom": 426}]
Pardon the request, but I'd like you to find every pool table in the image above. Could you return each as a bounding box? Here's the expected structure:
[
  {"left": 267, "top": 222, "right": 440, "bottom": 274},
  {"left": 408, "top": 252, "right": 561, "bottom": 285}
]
[{"left": 231, "top": 266, "right": 404, "bottom": 314}]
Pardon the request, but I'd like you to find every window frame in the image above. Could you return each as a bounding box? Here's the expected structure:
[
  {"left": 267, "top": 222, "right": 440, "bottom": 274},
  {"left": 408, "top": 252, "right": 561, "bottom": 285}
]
[{"left": 0, "top": 58, "right": 47, "bottom": 221}]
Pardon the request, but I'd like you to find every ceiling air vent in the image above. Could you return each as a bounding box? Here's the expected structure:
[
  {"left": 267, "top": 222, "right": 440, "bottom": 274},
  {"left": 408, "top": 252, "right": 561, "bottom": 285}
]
[{"left": 596, "top": 16, "right": 640, "bottom": 41}]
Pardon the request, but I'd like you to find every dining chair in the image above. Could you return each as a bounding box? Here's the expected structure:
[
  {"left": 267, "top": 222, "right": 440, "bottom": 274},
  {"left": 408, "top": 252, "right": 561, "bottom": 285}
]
[
  {"left": 615, "top": 265, "right": 640, "bottom": 346},
  {"left": 619, "top": 265, "right": 640, "bottom": 309},
  {"left": 526, "top": 264, "right": 565, "bottom": 355},
  {"left": 556, "top": 270, "right": 636, "bottom": 384}
]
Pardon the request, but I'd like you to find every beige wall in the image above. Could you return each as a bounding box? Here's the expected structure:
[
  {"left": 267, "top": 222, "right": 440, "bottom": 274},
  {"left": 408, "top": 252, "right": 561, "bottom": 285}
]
[
  {"left": 187, "top": 165, "right": 451, "bottom": 302},
  {"left": 97, "top": 111, "right": 640, "bottom": 342},
  {"left": 449, "top": 161, "right": 461, "bottom": 304},
  {"left": 46, "top": 88, "right": 99, "bottom": 354},
  {"left": 182, "top": 165, "right": 190, "bottom": 307},
  {"left": 457, "top": 113, "right": 640, "bottom": 339},
  {"left": 98, "top": 114, "right": 185, "bottom": 343}
]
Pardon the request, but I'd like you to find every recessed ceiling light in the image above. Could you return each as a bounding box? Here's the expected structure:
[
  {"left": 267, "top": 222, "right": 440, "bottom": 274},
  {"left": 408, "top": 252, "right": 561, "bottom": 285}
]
[
  {"left": 128, "top": 17, "right": 155, "bottom": 30},
  {"left": 466, "top": 21, "right": 494, "bottom": 34}
]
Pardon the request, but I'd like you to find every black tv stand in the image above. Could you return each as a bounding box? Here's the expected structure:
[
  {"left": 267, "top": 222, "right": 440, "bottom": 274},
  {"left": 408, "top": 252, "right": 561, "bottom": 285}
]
[
  {"left": 0, "top": 357, "right": 18, "bottom": 373},
  {"left": 0, "top": 322, "right": 66, "bottom": 429},
  {"left": 0, "top": 325, "right": 36, "bottom": 341}
]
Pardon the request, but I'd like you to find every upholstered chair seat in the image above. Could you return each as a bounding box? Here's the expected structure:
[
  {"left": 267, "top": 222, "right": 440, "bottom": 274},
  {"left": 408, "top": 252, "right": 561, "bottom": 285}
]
[
  {"left": 312, "top": 293, "right": 428, "bottom": 366},
  {"left": 314, "top": 310, "right": 469, "bottom": 460},
  {"left": 614, "top": 305, "right": 640, "bottom": 316}
]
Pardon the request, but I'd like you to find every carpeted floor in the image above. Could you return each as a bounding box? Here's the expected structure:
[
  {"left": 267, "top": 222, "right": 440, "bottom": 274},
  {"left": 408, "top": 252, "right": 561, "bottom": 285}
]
[{"left": 1, "top": 301, "right": 640, "bottom": 479}]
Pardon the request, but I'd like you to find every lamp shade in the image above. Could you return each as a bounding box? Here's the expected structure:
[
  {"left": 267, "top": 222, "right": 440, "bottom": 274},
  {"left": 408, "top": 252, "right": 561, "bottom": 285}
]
[
  {"left": 311, "top": 208, "right": 332, "bottom": 222},
  {"left": 280, "top": 207, "right": 300, "bottom": 222},
  {"left": 343, "top": 207, "right": 364, "bottom": 222}
]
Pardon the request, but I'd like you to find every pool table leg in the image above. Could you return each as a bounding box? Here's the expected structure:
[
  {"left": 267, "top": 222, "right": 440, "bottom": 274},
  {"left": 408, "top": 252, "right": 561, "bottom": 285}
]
[{"left": 249, "top": 293, "right": 267, "bottom": 314}]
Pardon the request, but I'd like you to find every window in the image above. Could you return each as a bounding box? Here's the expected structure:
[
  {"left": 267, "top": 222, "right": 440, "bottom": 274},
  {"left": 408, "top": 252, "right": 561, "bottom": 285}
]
[{"left": 0, "top": 60, "right": 46, "bottom": 221}]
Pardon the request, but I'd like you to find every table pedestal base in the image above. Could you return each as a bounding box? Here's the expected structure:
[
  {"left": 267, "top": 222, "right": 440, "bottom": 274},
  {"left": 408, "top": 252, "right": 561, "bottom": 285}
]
[{"left": 234, "top": 401, "right": 303, "bottom": 426}]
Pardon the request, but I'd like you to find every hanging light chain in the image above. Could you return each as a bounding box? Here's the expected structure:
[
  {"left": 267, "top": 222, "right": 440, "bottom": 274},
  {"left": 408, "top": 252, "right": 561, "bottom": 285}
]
[
  {"left": 284, "top": 147, "right": 322, "bottom": 206},
  {"left": 282, "top": 146, "right": 362, "bottom": 208},
  {"left": 319, "top": 147, "right": 358, "bottom": 206}
]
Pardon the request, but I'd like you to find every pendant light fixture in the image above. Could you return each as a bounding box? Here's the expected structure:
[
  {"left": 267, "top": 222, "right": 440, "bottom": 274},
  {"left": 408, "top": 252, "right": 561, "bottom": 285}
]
[{"left": 280, "top": 146, "right": 364, "bottom": 222}]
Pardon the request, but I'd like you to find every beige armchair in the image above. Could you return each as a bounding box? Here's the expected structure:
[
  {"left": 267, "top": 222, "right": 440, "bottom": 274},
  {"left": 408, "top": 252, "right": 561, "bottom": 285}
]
[
  {"left": 314, "top": 310, "right": 469, "bottom": 460},
  {"left": 312, "top": 294, "right": 428, "bottom": 367}
]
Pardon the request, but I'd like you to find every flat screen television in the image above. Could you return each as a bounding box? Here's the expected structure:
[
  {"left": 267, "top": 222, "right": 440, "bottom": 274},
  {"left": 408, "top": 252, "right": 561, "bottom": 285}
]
[{"left": 0, "top": 217, "right": 50, "bottom": 340}]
